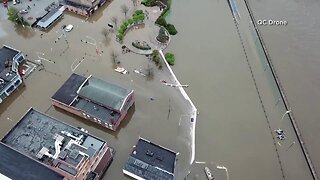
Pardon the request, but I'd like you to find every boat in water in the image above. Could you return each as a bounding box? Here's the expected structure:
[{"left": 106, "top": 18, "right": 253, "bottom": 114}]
[
  {"left": 114, "top": 67, "right": 128, "bottom": 74},
  {"left": 204, "top": 167, "right": 215, "bottom": 180},
  {"left": 134, "top": 69, "right": 146, "bottom": 76}
]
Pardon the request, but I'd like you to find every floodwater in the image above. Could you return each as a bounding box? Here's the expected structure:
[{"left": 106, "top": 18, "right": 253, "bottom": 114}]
[
  {"left": 247, "top": 0, "right": 320, "bottom": 177},
  {"left": 0, "top": 0, "right": 315, "bottom": 180}
]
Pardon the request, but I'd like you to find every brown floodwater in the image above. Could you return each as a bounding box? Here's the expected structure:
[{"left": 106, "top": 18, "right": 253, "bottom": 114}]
[
  {"left": 0, "top": 0, "right": 315, "bottom": 179},
  {"left": 247, "top": 0, "right": 320, "bottom": 178}
]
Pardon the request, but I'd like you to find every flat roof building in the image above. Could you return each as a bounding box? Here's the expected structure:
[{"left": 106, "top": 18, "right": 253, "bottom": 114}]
[
  {"left": 0, "top": 143, "right": 64, "bottom": 180},
  {"left": 51, "top": 73, "right": 134, "bottom": 131},
  {"left": 0, "top": 45, "right": 24, "bottom": 103},
  {"left": 1, "top": 108, "right": 114, "bottom": 180},
  {"left": 123, "top": 138, "right": 178, "bottom": 180}
]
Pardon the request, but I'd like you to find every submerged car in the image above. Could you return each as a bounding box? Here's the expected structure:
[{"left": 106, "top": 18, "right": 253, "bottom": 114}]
[
  {"left": 19, "top": 9, "right": 29, "bottom": 14},
  {"left": 65, "top": 24, "right": 73, "bottom": 32}
]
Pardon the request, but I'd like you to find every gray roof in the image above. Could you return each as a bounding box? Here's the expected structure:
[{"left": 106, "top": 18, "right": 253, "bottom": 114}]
[
  {"left": 51, "top": 73, "right": 87, "bottom": 105},
  {"left": 78, "top": 76, "right": 132, "bottom": 111},
  {"left": 72, "top": 98, "right": 121, "bottom": 124},
  {"left": 0, "top": 143, "right": 64, "bottom": 180},
  {"left": 0, "top": 45, "right": 19, "bottom": 72},
  {"left": 37, "top": 6, "right": 64, "bottom": 29},
  {"left": 123, "top": 138, "right": 177, "bottom": 180},
  {"left": 83, "top": 136, "right": 104, "bottom": 152},
  {"left": 1, "top": 108, "right": 107, "bottom": 175}
]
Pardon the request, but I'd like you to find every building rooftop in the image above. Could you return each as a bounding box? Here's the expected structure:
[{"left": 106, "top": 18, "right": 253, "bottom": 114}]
[
  {"left": 123, "top": 138, "right": 177, "bottom": 180},
  {"left": 52, "top": 73, "right": 87, "bottom": 105},
  {"left": 0, "top": 45, "right": 19, "bottom": 72},
  {"left": 1, "top": 108, "right": 107, "bottom": 178},
  {"left": 52, "top": 73, "right": 133, "bottom": 124},
  {"left": 0, "top": 143, "right": 64, "bottom": 180},
  {"left": 37, "top": 6, "right": 65, "bottom": 29},
  {"left": 0, "top": 45, "right": 23, "bottom": 92},
  {"left": 78, "top": 75, "right": 133, "bottom": 111}
]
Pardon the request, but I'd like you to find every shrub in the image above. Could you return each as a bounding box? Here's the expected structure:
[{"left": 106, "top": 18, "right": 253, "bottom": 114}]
[
  {"left": 165, "top": 24, "right": 177, "bottom": 35},
  {"left": 165, "top": 53, "right": 175, "bottom": 65},
  {"left": 123, "top": 21, "right": 129, "bottom": 27},
  {"left": 138, "top": 14, "right": 145, "bottom": 21},
  {"left": 118, "top": 34, "right": 123, "bottom": 41},
  {"left": 128, "top": 18, "right": 134, "bottom": 25},
  {"left": 120, "top": 24, "right": 127, "bottom": 30},
  {"left": 118, "top": 28, "right": 124, "bottom": 35},
  {"left": 155, "top": 17, "right": 167, "bottom": 27},
  {"left": 134, "top": 10, "right": 144, "bottom": 16},
  {"left": 141, "top": 0, "right": 157, "bottom": 7},
  {"left": 152, "top": 50, "right": 159, "bottom": 57},
  {"left": 133, "top": 15, "right": 139, "bottom": 23},
  {"left": 153, "top": 55, "right": 161, "bottom": 65}
]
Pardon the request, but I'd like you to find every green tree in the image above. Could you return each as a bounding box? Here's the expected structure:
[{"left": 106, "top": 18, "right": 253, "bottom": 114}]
[
  {"left": 155, "top": 17, "right": 167, "bottom": 27},
  {"left": 166, "top": 24, "right": 177, "bottom": 35},
  {"left": 7, "top": 7, "right": 29, "bottom": 26},
  {"left": 152, "top": 50, "right": 159, "bottom": 57}
]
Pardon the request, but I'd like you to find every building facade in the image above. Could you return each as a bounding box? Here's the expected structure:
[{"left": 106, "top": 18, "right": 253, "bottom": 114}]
[
  {"left": 0, "top": 45, "right": 24, "bottom": 103},
  {"left": 61, "top": 0, "right": 107, "bottom": 17},
  {"left": 51, "top": 73, "right": 135, "bottom": 131}
]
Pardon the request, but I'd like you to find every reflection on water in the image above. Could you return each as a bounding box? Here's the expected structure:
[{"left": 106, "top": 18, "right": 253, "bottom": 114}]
[{"left": 14, "top": 25, "right": 36, "bottom": 39}]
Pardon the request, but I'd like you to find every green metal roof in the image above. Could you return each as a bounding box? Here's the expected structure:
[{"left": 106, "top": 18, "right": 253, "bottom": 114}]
[{"left": 78, "top": 76, "right": 132, "bottom": 111}]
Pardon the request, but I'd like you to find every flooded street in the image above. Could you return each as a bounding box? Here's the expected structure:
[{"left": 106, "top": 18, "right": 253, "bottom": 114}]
[{"left": 0, "top": 0, "right": 316, "bottom": 179}]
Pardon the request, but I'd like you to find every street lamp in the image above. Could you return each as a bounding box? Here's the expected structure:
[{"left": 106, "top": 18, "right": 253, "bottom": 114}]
[{"left": 281, "top": 110, "right": 292, "bottom": 121}]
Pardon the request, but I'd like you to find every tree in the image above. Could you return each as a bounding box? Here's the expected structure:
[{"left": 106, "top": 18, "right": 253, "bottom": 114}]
[
  {"left": 110, "top": 50, "right": 120, "bottom": 66},
  {"left": 145, "top": 64, "right": 154, "bottom": 80},
  {"left": 102, "top": 28, "right": 110, "bottom": 41},
  {"left": 7, "top": 7, "right": 29, "bottom": 26},
  {"left": 166, "top": 24, "right": 177, "bottom": 35},
  {"left": 131, "top": 0, "right": 138, "bottom": 7},
  {"left": 111, "top": 16, "right": 118, "bottom": 29},
  {"left": 121, "top": 4, "right": 129, "bottom": 17}
]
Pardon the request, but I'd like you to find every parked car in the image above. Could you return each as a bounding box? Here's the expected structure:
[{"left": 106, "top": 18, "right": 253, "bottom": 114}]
[
  {"left": 65, "top": 24, "right": 73, "bottom": 32},
  {"left": 19, "top": 9, "right": 29, "bottom": 14}
]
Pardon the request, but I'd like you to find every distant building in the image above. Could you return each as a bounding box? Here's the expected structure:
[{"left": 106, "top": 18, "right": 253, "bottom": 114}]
[
  {"left": 51, "top": 73, "right": 134, "bottom": 131},
  {"left": 1, "top": 108, "right": 114, "bottom": 180},
  {"left": 61, "top": 0, "right": 107, "bottom": 17},
  {"left": 0, "top": 45, "right": 24, "bottom": 103},
  {"left": 123, "top": 137, "right": 178, "bottom": 180}
]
